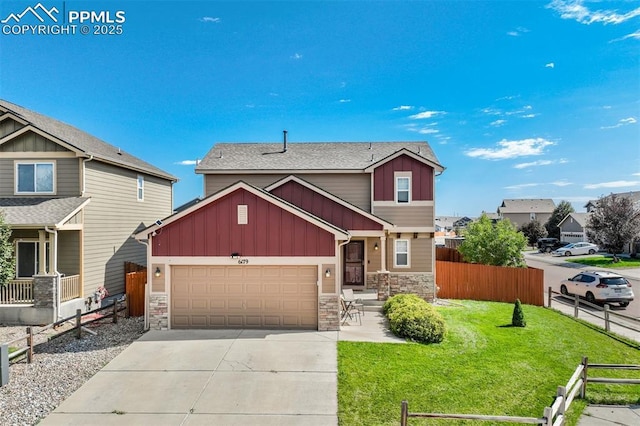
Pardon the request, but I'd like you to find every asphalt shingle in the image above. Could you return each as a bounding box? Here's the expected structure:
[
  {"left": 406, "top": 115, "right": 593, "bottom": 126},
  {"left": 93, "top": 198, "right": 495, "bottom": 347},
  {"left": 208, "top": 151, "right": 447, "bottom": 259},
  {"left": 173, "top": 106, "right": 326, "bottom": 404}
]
[{"left": 0, "top": 197, "right": 89, "bottom": 226}]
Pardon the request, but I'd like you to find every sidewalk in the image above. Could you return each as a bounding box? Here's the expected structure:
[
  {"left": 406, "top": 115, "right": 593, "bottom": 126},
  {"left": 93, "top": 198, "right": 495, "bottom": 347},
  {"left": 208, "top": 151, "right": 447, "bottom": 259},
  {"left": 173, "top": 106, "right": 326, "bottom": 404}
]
[
  {"left": 524, "top": 251, "right": 640, "bottom": 280},
  {"left": 578, "top": 404, "right": 640, "bottom": 425}
]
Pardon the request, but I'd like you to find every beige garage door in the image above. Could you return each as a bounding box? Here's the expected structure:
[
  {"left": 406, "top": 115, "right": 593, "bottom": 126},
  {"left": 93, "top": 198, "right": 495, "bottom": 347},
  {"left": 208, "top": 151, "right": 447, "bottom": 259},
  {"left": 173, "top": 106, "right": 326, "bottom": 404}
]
[{"left": 171, "top": 265, "right": 318, "bottom": 329}]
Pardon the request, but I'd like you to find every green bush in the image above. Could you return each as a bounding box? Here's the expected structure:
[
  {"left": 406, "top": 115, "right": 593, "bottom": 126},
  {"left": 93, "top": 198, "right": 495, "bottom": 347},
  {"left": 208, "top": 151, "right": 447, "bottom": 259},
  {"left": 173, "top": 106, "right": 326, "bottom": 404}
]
[
  {"left": 512, "top": 299, "right": 526, "bottom": 327},
  {"left": 383, "top": 294, "right": 446, "bottom": 344}
]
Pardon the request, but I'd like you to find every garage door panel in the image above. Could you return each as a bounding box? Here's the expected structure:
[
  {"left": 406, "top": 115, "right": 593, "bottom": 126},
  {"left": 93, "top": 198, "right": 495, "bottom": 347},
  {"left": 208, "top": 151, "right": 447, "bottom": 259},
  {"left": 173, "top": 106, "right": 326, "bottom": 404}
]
[{"left": 171, "top": 265, "right": 318, "bottom": 329}]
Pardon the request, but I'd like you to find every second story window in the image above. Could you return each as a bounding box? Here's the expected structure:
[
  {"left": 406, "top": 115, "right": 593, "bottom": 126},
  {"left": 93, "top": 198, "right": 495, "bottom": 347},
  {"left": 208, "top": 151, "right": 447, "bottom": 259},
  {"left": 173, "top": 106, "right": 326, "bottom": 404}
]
[
  {"left": 396, "top": 175, "right": 411, "bottom": 204},
  {"left": 394, "top": 239, "right": 410, "bottom": 267},
  {"left": 16, "top": 162, "right": 55, "bottom": 194},
  {"left": 137, "top": 175, "right": 144, "bottom": 201}
]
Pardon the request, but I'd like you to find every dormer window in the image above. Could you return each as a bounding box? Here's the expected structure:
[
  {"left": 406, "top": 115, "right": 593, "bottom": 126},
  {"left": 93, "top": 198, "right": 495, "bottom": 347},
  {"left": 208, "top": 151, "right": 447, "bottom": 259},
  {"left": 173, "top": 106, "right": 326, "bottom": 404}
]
[
  {"left": 15, "top": 161, "right": 55, "bottom": 194},
  {"left": 137, "top": 175, "right": 144, "bottom": 201},
  {"left": 395, "top": 172, "right": 411, "bottom": 204}
]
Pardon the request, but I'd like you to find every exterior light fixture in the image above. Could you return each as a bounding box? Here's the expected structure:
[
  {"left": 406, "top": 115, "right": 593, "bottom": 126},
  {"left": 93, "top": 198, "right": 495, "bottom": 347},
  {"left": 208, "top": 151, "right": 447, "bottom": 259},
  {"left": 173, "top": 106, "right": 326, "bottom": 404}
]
[
  {"left": 231, "top": 252, "right": 240, "bottom": 259},
  {"left": 154, "top": 267, "right": 161, "bottom": 277},
  {"left": 374, "top": 242, "right": 379, "bottom": 250},
  {"left": 325, "top": 268, "right": 331, "bottom": 278}
]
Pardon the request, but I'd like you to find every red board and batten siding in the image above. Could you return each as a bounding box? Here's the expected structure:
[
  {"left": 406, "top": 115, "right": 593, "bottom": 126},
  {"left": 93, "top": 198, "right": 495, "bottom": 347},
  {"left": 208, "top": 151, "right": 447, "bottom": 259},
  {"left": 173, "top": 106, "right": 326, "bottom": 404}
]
[
  {"left": 152, "top": 188, "right": 336, "bottom": 257},
  {"left": 373, "top": 154, "right": 434, "bottom": 201},
  {"left": 270, "top": 180, "right": 383, "bottom": 231}
]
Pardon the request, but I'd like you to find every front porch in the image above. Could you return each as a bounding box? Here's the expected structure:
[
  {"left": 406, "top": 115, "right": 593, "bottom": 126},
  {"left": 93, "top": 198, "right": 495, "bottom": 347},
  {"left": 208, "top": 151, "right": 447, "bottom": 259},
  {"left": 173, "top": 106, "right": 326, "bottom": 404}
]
[{"left": 1, "top": 274, "right": 81, "bottom": 305}]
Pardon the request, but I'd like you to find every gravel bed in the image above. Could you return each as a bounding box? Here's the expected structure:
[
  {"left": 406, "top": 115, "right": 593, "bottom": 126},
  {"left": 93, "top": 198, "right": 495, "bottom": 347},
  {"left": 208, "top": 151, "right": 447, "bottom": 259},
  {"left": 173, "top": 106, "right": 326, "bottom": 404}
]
[{"left": 0, "top": 316, "right": 145, "bottom": 426}]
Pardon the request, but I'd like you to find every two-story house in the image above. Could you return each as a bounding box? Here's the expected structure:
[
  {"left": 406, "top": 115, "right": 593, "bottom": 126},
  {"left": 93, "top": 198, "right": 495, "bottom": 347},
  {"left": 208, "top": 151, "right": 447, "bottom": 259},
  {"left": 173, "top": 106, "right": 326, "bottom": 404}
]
[
  {"left": 135, "top": 140, "right": 444, "bottom": 331},
  {"left": 497, "top": 199, "right": 556, "bottom": 229},
  {"left": 0, "top": 100, "right": 176, "bottom": 325}
]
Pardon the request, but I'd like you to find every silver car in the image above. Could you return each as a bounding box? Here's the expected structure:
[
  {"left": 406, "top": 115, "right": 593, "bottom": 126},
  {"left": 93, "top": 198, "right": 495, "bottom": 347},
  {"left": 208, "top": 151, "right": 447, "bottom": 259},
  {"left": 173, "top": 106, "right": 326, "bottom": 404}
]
[
  {"left": 560, "top": 271, "right": 634, "bottom": 307},
  {"left": 552, "top": 242, "right": 599, "bottom": 256}
]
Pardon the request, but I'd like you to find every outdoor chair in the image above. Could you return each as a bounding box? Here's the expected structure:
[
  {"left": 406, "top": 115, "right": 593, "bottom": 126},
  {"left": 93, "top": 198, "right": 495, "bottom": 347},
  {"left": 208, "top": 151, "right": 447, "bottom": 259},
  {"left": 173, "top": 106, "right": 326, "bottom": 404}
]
[
  {"left": 342, "top": 289, "right": 365, "bottom": 317},
  {"left": 340, "top": 295, "right": 361, "bottom": 325}
]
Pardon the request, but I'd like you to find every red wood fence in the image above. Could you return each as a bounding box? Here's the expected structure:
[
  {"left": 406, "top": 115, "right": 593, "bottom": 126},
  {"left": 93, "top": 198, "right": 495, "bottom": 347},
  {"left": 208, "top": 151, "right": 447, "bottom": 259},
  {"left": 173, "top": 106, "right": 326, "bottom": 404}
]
[
  {"left": 436, "top": 247, "right": 465, "bottom": 263},
  {"left": 436, "top": 260, "right": 544, "bottom": 306},
  {"left": 124, "top": 262, "right": 146, "bottom": 317}
]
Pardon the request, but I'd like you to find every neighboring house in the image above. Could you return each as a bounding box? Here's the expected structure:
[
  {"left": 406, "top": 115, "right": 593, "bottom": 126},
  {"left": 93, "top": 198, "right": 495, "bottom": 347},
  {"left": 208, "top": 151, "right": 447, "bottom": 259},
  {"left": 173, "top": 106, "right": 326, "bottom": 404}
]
[
  {"left": 136, "top": 140, "right": 444, "bottom": 331},
  {"left": 497, "top": 199, "right": 555, "bottom": 228},
  {"left": 558, "top": 212, "right": 589, "bottom": 243},
  {"left": 0, "top": 100, "right": 175, "bottom": 325},
  {"left": 585, "top": 191, "right": 640, "bottom": 253}
]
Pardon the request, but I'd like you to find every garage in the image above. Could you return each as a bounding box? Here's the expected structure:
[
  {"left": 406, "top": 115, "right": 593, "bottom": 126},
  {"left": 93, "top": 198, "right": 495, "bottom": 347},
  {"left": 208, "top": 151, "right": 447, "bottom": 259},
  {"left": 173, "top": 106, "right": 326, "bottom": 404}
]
[{"left": 171, "top": 265, "right": 318, "bottom": 329}]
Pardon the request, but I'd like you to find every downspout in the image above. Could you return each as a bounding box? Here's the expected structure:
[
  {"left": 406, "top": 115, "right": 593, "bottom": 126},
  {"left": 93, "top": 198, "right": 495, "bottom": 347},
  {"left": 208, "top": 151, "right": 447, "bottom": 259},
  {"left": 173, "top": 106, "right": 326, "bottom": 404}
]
[
  {"left": 44, "top": 226, "right": 61, "bottom": 319},
  {"left": 135, "top": 237, "right": 151, "bottom": 331},
  {"left": 81, "top": 155, "right": 94, "bottom": 196},
  {"left": 337, "top": 233, "right": 352, "bottom": 293}
]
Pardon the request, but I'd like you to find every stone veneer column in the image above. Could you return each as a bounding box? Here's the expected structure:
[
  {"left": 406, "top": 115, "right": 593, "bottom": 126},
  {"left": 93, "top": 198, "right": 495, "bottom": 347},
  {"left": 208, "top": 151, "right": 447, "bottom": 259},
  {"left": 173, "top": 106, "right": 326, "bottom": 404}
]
[
  {"left": 388, "top": 273, "right": 436, "bottom": 302},
  {"left": 149, "top": 294, "right": 168, "bottom": 330},
  {"left": 32, "top": 275, "right": 57, "bottom": 309},
  {"left": 377, "top": 272, "right": 390, "bottom": 301},
  {"left": 318, "top": 294, "right": 339, "bottom": 331}
]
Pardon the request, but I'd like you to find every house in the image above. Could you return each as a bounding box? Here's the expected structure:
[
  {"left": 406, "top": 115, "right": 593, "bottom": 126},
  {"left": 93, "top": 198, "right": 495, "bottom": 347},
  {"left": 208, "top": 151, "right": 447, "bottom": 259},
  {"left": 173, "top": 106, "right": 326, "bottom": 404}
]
[
  {"left": 497, "top": 199, "right": 555, "bottom": 228},
  {"left": 135, "top": 140, "right": 444, "bottom": 331},
  {"left": 558, "top": 212, "right": 589, "bottom": 243},
  {"left": 0, "top": 100, "right": 176, "bottom": 325},
  {"left": 585, "top": 191, "right": 640, "bottom": 253}
]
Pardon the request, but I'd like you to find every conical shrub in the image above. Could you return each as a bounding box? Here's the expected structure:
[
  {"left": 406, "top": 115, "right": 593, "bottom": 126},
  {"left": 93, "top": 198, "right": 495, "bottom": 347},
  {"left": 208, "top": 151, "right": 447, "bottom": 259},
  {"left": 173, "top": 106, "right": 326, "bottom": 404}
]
[{"left": 512, "top": 299, "right": 526, "bottom": 327}]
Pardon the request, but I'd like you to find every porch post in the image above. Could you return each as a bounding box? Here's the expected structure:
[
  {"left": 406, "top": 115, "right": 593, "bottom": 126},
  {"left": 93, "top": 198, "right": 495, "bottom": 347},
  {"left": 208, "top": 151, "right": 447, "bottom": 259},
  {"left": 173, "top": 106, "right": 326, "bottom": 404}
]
[
  {"left": 380, "top": 235, "right": 387, "bottom": 272},
  {"left": 38, "top": 230, "right": 47, "bottom": 274}
]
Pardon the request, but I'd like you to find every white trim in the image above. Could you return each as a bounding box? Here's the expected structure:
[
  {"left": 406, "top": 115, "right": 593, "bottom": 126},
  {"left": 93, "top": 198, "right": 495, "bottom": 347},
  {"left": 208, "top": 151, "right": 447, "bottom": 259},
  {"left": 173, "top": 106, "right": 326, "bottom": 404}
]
[
  {"left": 392, "top": 227, "right": 435, "bottom": 232},
  {"left": 364, "top": 148, "right": 445, "bottom": 173},
  {"left": 55, "top": 198, "right": 90, "bottom": 228},
  {"left": 148, "top": 256, "right": 338, "bottom": 266},
  {"left": 0, "top": 125, "right": 82, "bottom": 154},
  {"left": 14, "top": 160, "right": 56, "bottom": 195},
  {"left": 393, "top": 239, "right": 410, "bottom": 268},
  {"left": 373, "top": 200, "right": 434, "bottom": 207},
  {"left": 394, "top": 172, "right": 411, "bottom": 204},
  {"left": 197, "top": 169, "right": 364, "bottom": 175},
  {"left": 0, "top": 112, "right": 29, "bottom": 126},
  {"left": 0, "top": 152, "right": 76, "bottom": 159},
  {"left": 137, "top": 174, "right": 144, "bottom": 201},
  {"left": 348, "top": 230, "right": 386, "bottom": 237}
]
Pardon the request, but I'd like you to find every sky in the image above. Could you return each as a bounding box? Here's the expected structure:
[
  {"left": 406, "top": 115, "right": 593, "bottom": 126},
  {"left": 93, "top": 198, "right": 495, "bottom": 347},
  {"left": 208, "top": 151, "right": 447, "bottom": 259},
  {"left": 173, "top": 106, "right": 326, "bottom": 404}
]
[{"left": 0, "top": 0, "right": 638, "bottom": 217}]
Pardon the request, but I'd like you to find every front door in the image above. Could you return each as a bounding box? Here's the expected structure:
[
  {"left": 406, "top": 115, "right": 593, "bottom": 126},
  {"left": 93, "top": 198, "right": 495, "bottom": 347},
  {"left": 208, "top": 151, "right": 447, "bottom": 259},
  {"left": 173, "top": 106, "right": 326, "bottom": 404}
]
[{"left": 344, "top": 241, "right": 364, "bottom": 286}]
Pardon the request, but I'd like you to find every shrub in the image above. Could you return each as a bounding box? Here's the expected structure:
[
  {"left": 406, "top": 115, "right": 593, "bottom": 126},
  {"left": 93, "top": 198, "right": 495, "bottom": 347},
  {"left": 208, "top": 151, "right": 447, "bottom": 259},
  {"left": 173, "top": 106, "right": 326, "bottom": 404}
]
[
  {"left": 512, "top": 299, "right": 526, "bottom": 327},
  {"left": 384, "top": 294, "right": 446, "bottom": 344}
]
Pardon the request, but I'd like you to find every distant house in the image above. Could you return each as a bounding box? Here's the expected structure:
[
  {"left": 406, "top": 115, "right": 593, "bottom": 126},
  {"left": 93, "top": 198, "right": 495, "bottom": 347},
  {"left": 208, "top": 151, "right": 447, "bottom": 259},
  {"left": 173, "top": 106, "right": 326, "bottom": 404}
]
[
  {"left": 497, "top": 199, "right": 555, "bottom": 228},
  {"left": 584, "top": 191, "right": 640, "bottom": 253},
  {"left": 0, "top": 100, "right": 175, "bottom": 325},
  {"left": 136, "top": 140, "right": 445, "bottom": 331},
  {"left": 435, "top": 216, "right": 472, "bottom": 232},
  {"left": 558, "top": 212, "right": 589, "bottom": 243}
]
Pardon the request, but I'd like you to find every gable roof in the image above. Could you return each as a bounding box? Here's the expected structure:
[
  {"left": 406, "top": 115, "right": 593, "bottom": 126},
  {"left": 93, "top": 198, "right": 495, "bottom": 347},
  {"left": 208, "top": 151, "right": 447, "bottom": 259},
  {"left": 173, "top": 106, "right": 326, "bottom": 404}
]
[
  {"left": 196, "top": 141, "right": 443, "bottom": 173},
  {"left": 498, "top": 199, "right": 556, "bottom": 214},
  {"left": 0, "top": 197, "right": 90, "bottom": 228},
  {"left": 558, "top": 212, "right": 589, "bottom": 228},
  {"left": 585, "top": 191, "right": 640, "bottom": 210},
  {"left": 135, "top": 180, "right": 350, "bottom": 240},
  {"left": 0, "top": 100, "right": 176, "bottom": 182}
]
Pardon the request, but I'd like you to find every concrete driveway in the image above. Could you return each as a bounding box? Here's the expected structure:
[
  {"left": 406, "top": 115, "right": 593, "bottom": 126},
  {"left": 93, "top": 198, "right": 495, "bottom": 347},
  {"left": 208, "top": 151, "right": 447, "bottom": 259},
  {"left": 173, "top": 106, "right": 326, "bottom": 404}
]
[{"left": 40, "top": 329, "right": 338, "bottom": 425}]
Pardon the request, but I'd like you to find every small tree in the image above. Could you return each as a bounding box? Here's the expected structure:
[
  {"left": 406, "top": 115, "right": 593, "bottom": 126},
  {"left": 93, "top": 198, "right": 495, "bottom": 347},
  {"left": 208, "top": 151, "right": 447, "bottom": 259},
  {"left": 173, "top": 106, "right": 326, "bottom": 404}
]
[
  {"left": 519, "top": 220, "right": 547, "bottom": 247},
  {"left": 586, "top": 194, "right": 640, "bottom": 261},
  {"left": 512, "top": 299, "right": 526, "bottom": 327},
  {"left": 545, "top": 200, "right": 574, "bottom": 240},
  {"left": 458, "top": 214, "right": 527, "bottom": 267},
  {"left": 0, "top": 210, "right": 15, "bottom": 287}
]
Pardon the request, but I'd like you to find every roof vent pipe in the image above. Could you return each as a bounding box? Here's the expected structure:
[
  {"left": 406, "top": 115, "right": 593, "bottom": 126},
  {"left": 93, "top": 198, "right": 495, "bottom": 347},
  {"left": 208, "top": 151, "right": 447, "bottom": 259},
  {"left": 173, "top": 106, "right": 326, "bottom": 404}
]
[{"left": 283, "top": 130, "right": 288, "bottom": 152}]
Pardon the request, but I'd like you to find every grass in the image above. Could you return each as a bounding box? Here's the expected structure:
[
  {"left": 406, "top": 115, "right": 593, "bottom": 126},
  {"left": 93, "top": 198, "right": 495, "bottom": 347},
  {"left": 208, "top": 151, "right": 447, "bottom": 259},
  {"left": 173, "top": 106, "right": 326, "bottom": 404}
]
[
  {"left": 566, "top": 255, "right": 640, "bottom": 268},
  {"left": 338, "top": 301, "right": 640, "bottom": 426}
]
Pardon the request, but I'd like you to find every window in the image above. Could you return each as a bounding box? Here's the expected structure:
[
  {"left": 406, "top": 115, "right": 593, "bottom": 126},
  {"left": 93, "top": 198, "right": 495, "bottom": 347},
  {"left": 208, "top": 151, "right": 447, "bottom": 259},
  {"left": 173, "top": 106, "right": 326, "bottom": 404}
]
[
  {"left": 396, "top": 176, "right": 410, "bottom": 203},
  {"left": 530, "top": 212, "right": 536, "bottom": 221},
  {"left": 137, "top": 175, "right": 144, "bottom": 201},
  {"left": 16, "top": 162, "right": 54, "bottom": 194},
  {"left": 16, "top": 241, "right": 50, "bottom": 278},
  {"left": 394, "top": 239, "right": 410, "bottom": 267}
]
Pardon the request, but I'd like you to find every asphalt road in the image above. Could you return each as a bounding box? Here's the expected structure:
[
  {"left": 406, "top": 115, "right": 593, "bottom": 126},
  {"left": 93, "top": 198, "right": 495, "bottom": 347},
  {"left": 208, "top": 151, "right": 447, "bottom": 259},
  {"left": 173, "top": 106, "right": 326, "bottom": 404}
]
[{"left": 525, "top": 252, "right": 640, "bottom": 319}]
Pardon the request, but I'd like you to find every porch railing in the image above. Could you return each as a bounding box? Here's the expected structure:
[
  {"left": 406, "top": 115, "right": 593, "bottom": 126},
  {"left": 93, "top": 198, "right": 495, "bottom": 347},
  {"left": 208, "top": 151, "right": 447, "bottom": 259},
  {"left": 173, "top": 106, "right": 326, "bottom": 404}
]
[
  {"left": 60, "top": 275, "right": 81, "bottom": 302},
  {"left": 0, "top": 280, "right": 34, "bottom": 304}
]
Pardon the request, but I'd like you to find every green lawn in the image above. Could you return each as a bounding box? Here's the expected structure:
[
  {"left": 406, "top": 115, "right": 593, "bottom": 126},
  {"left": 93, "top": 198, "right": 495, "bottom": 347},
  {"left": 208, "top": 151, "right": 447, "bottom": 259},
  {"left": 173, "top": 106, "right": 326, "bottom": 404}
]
[
  {"left": 566, "top": 255, "right": 640, "bottom": 268},
  {"left": 338, "top": 301, "right": 640, "bottom": 426}
]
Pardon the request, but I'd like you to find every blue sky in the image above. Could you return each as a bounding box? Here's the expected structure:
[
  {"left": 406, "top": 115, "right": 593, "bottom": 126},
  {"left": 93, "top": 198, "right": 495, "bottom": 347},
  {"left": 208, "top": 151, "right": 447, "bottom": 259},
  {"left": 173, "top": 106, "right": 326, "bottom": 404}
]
[{"left": 1, "top": 0, "right": 638, "bottom": 216}]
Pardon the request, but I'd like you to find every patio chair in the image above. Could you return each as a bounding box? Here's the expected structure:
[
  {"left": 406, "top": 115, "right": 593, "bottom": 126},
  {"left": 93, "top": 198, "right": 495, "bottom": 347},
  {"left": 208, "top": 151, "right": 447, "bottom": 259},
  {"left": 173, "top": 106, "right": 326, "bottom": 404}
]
[
  {"left": 340, "top": 295, "right": 361, "bottom": 325},
  {"left": 342, "top": 289, "right": 365, "bottom": 317}
]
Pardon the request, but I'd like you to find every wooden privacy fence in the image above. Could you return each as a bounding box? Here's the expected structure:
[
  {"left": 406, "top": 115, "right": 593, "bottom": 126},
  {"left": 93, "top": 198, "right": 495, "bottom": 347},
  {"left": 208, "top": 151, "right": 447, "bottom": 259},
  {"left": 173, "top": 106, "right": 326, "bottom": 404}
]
[
  {"left": 436, "top": 260, "right": 544, "bottom": 306},
  {"left": 435, "top": 247, "right": 465, "bottom": 263},
  {"left": 125, "top": 262, "right": 147, "bottom": 317}
]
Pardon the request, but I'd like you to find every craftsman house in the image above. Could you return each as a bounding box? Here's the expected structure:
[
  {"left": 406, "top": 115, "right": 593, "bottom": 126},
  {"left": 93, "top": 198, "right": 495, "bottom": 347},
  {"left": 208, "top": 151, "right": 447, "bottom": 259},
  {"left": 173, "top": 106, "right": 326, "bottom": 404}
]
[
  {"left": 0, "top": 100, "right": 175, "bottom": 325},
  {"left": 497, "top": 199, "right": 555, "bottom": 229},
  {"left": 136, "top": 139, "right": 444, "bottom": 331}
]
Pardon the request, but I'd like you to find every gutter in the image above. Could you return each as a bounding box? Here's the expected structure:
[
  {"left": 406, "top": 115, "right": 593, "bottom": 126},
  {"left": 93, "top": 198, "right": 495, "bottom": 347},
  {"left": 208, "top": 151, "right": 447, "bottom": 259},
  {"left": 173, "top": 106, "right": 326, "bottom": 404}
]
[
  {"left": 81, "top": 155, "right": 93, "bottom": 196},
  {"left": 44, "top": 226, "right": 61, "bottom": 320}
]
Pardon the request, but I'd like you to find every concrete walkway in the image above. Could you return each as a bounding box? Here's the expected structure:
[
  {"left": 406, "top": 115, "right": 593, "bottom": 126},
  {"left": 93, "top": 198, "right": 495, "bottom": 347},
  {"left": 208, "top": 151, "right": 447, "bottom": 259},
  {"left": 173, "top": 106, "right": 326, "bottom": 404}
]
[{"left": 41, "top": 329, "right": 338, "bottom": 425}]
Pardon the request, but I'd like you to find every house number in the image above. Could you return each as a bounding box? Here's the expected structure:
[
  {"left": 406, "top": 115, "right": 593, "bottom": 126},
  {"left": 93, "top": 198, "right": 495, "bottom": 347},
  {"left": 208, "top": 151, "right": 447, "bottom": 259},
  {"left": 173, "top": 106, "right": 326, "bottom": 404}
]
[{"left": 238, "top": 259, "right": 249, "bottom": 265}]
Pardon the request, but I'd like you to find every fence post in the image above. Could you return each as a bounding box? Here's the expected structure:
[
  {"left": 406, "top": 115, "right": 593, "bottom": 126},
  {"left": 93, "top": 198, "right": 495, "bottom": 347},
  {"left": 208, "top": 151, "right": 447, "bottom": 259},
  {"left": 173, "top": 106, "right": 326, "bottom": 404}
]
[
  {"left": 75, "top": 309, "right": 82, "bottom": 339},
  {"left": 0, "top": 344, "right": 8, "bottom": 387},
  {"left": 547, "top": 286, "right": 552, "bottom": 308},
  {"left": 400, "top": 400, "right": 409, "bottom": 426},
  {"left": 113, "top": 301, "right": 118, "bottom": 324},
  {"left": 574, "top": 294, "right": 580, "bottom": 318},
  {"left": 580, "top": 356, "right": 588, "bottom": 398},
  {"left": 603, "top": 304, "right": 610, "bottom": 332},
  {"left": 543, "top": 406, "right": 553, "bottom": 426},
  {"left": 557, "top": 386, "right": 566, "bottom": 416},
  {"left": 26, "top": 327, "right": 33, "bottom": 364}
]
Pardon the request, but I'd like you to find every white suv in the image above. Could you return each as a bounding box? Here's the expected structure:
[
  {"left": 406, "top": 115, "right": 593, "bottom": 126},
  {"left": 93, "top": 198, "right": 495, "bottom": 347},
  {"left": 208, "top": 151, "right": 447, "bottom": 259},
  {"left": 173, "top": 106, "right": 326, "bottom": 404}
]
[{"left": 560, "top": 271, "right": 634, "bottom": 307}]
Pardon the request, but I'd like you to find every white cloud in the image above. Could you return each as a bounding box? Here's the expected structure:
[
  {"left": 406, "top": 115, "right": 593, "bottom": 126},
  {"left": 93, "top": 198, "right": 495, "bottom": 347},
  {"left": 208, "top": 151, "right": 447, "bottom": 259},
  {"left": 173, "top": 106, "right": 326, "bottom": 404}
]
[
  {"left": 552, "top": 180, "right": 572, "bottom": 187},
  {"left": 545, "top": 62, "right": 555, "bottom": 68},
  {"left": 547, "top": 0, "right": 640, "bottom": 25},
  {"left": 175, "top": 160, "right": 199, "bottom": 166},
  {"left": 465, "top": 138, "right": 554, "bottom": 160},
  {"left": 418, "top": 128, "right": 439, "bottom": 134},
  {"left": 584, "top": 180, "right": 640, "bottom": 189},
  {"left": 200, "top": 17, "right": 220, "bottom": 23},
  {"left": 600, "top": 117, "right": 637, "bottom": 129},
  {"left": 610, "top": 30, "right": 640, "bottom": 42},
  {"left": 513, "top": 160, "right": 553, "bottom": 169},
  {"left": 507, "top": 27, "right": 530, "bottom": 36},
  {"left": 633, "top": 173, "right": 640, "bottom": 177},
  {"left": 338, "top": 99, "right": 351, "bottom": 103},
  {"left": 481, "top": 107, "right": 502, "bottom": 116},
  {"left": 490, "top": 119, "right": 507, "bottom": 127},
  {"left": 291, "top": 53, "right": 303, "bottom": 60},
  {"left": 393, "top": 105, "right": 414, "bottom": 111},
  {"left": 521, "top": 114, "right": 538, "bottom": 118},
  {"left": 409, "top": 110, "right": 444, "bottom": 119},
  {"left": 504, "top": 183, "right": 540, "bottom": 190}
]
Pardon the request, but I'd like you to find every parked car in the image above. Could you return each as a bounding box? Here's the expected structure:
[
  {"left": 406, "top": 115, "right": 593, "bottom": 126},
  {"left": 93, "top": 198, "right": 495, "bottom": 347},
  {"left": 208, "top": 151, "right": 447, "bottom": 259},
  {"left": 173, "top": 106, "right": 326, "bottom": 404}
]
[
  {"left": 537, "top": 238, "right": 569, "bottom": 253},
  {"left": 552, "top": 242, "right": 599, "bottom": 256},
  {"left": 560, "top": 271, "right": 634, "bottom": 307}
]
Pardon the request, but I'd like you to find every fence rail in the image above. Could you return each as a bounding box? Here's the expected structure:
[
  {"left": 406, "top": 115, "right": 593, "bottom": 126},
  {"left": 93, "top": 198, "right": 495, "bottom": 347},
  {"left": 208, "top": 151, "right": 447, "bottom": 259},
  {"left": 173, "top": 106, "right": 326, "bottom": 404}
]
[
  {"left": 60, "top": 275, "right": 81, "bottom": 302},
  {"left": 0, "top": 279, "right": 34, "bottom": 304}
]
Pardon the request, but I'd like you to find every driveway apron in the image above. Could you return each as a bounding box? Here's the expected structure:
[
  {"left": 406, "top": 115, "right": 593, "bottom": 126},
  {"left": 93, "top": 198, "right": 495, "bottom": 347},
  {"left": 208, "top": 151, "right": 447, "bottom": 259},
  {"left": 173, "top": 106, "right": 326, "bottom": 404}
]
[{"left": 40, "top": 329, "right": 338, "bottom": 426}]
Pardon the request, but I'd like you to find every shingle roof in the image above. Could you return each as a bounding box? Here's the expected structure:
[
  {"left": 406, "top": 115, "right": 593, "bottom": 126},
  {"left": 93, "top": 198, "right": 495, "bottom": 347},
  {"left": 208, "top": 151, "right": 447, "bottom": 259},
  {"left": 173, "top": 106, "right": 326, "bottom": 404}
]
[
  {"left": 498, "top": 199, "right": 556, "bottom": 214},
  {"left": 0, "top": 100, "right": 176, "bottom": 181},
  {"left": 586, "top": 191, "right": 640, "bottom": 209},
  {"left": 559, "top": 212, "right": 588, "bottom": 228},
  {"left": 196, "top": 142, "right": 443, "bottom": 172},
  {"left": 0, "top": 197, "right": 89, "bottom": 226}
]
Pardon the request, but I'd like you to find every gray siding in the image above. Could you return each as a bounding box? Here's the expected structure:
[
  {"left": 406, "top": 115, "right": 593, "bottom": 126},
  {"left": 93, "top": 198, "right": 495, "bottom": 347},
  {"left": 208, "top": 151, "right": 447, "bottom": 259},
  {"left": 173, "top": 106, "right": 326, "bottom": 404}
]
[
  {"left": 58, "top": 230, "right": 80, "bottom": 276},
  {"left": 386, "top": 236, "right": 433, "bottom": 273},
  {"left": 560, "top": 216, "right": 584, "bottom": 233},
  {"left": 0, "top": 118, "right": 25, "bottom": 138},
  {"left": 0, "top": 157, "right": 80, "bottom": 197},
  {"left": 503, "top": 213, "right": 552, "bottom": 229},
  {"left": 205, "top": 173, "right": 371, "bottom": 211},
  {"left": 83, "top": 160, "right": 172, "bottom": 296},
  {"left": 0, "top": 131, "right": 69, "bottom": 152},
  {"left": 373, "top": 205, "right": 434, "bottom": 227}
]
